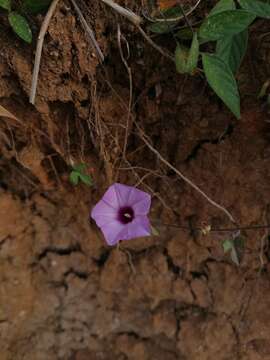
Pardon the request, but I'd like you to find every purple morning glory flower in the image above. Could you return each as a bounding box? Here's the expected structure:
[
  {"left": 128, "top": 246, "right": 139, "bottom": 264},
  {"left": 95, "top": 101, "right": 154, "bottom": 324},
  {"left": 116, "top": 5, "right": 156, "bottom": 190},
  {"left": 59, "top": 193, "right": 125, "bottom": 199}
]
[{"left": 91, "top": 183, "right": 151, "bottom": 246}]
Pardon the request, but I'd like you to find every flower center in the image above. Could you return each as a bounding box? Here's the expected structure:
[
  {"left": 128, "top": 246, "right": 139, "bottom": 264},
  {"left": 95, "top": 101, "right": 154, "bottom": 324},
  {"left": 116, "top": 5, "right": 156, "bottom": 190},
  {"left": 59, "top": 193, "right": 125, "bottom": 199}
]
[{"left": 118, "top": 206, "right": 134, "bottom": 224}]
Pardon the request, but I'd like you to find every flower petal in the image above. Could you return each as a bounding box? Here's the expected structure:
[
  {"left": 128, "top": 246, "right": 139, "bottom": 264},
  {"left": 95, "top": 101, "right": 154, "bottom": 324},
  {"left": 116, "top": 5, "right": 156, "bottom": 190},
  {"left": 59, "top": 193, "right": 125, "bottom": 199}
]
[
  {"left": 119, "top": 216, "right": 151, "bottom": 240},
  {"left": 129, "top": 216, "right": 151, "bottom": 238},
  {"left": 91, "top": 199, "right": 117, "bottom": 219},
  {"left": 102, "top": 183, "right": 127, "bottom": 210},
  {"left": 92, "top": 215, "right": 117, "bottom": 227},
  {"left": 125, "top": 186, "right": 151, "bottom": 211},
  {"left": 113, "top": 183, "right": 133, "bottom": 207},
  {"left": 91, "top": 183, "right": 152, "bottom": 246},
  {"left": 99, "top": 220, "right": 126, "bottom": 246},
  {"left": 132, "top": 194, "right": 151, "bottom": 215}
]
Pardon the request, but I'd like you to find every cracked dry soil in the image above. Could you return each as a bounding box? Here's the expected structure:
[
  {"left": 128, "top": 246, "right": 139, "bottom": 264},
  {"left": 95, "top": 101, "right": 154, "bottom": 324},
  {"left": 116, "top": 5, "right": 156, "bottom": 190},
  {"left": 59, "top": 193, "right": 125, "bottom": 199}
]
[{"left": 1, "top": 1, "right": 270, "bottom": 359}]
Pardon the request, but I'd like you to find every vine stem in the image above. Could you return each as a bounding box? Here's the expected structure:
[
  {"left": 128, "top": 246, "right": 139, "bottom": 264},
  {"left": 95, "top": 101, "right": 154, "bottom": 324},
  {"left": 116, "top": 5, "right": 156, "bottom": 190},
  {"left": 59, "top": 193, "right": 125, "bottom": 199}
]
[{"left": 153, "top": 221, "right": 270, "bottom": 233}]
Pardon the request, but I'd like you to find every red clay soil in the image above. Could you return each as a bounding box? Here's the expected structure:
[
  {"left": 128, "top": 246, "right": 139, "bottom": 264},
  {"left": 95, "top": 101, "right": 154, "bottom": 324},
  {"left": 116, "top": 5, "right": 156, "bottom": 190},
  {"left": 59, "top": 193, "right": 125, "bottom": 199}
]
[{"left": 1, "top": 1, "right": 270, "bottom": 359}]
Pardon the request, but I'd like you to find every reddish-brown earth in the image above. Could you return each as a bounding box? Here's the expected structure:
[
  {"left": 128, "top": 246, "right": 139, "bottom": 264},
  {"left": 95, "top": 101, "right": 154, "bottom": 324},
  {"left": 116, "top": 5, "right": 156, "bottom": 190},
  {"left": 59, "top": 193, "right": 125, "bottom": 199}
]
[{"left": 1, "top": 1, "right": 270, "bottom": 359}]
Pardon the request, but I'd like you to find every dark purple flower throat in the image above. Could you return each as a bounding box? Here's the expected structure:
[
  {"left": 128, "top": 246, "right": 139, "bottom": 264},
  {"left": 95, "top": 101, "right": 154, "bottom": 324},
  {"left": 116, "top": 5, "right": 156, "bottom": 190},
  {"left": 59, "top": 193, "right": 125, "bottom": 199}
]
[{"left": 118, "top": 206, "right": 134, "bottom": 224}]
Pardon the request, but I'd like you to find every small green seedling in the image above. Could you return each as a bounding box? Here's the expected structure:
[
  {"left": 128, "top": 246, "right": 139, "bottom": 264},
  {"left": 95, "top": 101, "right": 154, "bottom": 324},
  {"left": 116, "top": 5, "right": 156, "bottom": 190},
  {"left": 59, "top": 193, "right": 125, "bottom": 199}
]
[
  {"left": 150, "top": 225, "right": 160, "bottom": 236},
  {"left": 0, "top": 0, "right": 51, "bottom": 43},
  {"left": 148, "top": 0, "right": 270, "bottom": 118},
  {"left": 222, "top": 232, "right": 245, "bottom": 266},
  {"left": 69, "top": 163, "right": 93, "bottom": 187}
]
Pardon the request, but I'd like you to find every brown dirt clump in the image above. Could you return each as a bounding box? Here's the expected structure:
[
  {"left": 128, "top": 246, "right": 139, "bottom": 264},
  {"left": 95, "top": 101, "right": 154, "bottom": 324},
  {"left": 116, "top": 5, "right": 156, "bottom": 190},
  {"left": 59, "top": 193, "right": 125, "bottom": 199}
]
[{"left": 1, "top": 1, "right": 270, "bottom": 359}]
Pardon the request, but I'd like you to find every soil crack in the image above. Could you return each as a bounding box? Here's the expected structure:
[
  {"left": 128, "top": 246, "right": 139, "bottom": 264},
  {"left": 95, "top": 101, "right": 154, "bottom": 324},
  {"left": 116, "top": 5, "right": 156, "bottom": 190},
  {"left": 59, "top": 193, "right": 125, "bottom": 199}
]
[
  {"left": 37, "top": 243, "right": 82, "bottom": 261},
  {"left": 184, "top": 124, "right": 234, "bottom": 163}
]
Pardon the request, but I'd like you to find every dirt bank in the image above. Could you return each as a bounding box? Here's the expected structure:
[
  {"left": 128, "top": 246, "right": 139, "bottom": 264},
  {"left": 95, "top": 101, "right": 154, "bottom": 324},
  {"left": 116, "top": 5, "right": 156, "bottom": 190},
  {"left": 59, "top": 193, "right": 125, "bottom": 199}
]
[{"left": 1, "top": 1, "right": 270, "bottom": 359}]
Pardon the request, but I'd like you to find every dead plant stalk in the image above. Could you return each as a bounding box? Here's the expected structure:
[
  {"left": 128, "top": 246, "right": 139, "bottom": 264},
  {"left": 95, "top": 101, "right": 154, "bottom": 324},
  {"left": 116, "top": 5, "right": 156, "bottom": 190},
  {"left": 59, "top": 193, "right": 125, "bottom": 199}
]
[
  {"left": 30, "top": 0, "right": 104, "bottom": 105},
  {"left": 29, "top": 0, "right": 60, "bottom": 104},
  {"left": 117, "top": 25, "right": 132, "bottom": 161},
  {"left": 100, "top": 0, "right": 174, "bottom": 62}
]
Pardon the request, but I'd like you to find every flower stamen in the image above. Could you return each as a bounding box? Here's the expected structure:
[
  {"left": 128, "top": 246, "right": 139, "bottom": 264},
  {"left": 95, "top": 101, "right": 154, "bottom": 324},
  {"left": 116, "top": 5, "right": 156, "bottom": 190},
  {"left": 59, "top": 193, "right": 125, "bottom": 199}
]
[{"left": 118, "top": 206, "right": 134, "bottom": 224}]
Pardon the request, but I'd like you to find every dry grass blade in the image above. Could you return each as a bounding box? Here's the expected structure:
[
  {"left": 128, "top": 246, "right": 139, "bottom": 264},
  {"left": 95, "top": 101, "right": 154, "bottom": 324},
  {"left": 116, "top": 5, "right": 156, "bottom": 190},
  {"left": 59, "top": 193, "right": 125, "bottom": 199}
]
[{"left": 0, "top": 105, "right": 18, "bottom": 121}]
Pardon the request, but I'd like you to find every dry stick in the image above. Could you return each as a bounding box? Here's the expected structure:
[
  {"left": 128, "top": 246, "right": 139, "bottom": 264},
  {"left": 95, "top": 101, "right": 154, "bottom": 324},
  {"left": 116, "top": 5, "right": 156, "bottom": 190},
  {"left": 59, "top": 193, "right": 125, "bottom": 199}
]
[
  {"left": 177, "top": 0, "right": 194, "bottom": 34},
  {"left": 70, "top": 0, "right": 104, "bottom": 63},
  {"left": 100, "top": 0, "right": 174, "bottom": 62},
  {"left": 117, "top": 24, "right": 133, "bottom": 161},
  {"left": 98, "top": 1, "right": 234, "bottom": 221},
  {"left": 29, "top": 0, "right": 60, "bottom": 105},
  {"left": 137, "top": 26, "right": 174, "bottom": 62},
  {"left": 30, "top": 0, "right": 104, "bottom": 105},
  {"left": 100, "top": 0, "right": 142, "bottom": 26},
  {"left": 97, "top": 51, "right": 233, "bottom": 221},
  {"left": 136, "top": 124, "right": 236, "bottom": 223}
]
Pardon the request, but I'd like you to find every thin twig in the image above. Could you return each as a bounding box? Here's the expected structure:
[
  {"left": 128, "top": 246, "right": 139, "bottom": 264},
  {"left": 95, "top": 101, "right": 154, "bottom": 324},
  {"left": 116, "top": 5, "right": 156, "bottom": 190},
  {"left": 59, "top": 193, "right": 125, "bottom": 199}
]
[
  {"left": 117, "top": 24, "right": 133, "bottom": 161},
  {"left": 177, "top": 0, "right": 193, "bottom": 33},
  {"left": 100, "top": 0, "right": 174, "bottom": 61},
  {"left": 100, "top": 0, "right": 142, "bottom": 26},
  {"left": 70, "top": 0, "right": 104, "bottom": 62},
  {"left": 135, "top": 124, "right": 236, "bottom": 223},
  {"left": 95, "top": 61, "right": 235, "bottom": 222},
  {"left": 137, "top": 26, "right": 174, "bottom": 62},
  {"left": 29, "top": 0, "right": 60, "bottom": 105}
]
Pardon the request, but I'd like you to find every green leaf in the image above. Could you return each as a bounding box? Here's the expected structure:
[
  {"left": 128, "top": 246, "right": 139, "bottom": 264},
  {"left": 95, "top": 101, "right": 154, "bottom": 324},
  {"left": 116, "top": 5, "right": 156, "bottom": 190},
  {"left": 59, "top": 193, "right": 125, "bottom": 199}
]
[
  {"left": 176, "top": 27, "right": 194, "bottom": 40},
  {"left": 72, "top": 163, "right": 87, "bottom": 173},
  {"left": 186, "top": 32, "right": 199, "bottom": 74},
  {"left": 230, "top": 245, "right": 240, "bottom": 266},
  {"left": 0, "top": 0, "right": 10, "bottom": 11},
  {"left": 234, "top": 235, "right": 245, "bottom": 253},
  {"left": 147, "top": 21, "right": 177, "bottom": 34},
  {"left": 147, "top": 6, "right": 182, "bottom": 34},
  {"left": 23, "top": 0, "right": 52, "bottom": 14},
  {"left": 8, "top": 12, "right": 32, "bottom": 43},
  {"left": 239, "top": 0, "right": 270, "bottom": 18},
  {"left": 175, "top": 33, "right": 199, "bottom": 75},
  {"left": 209, "top": 0, "right": 235, "bottom": 16},
  {"left": 151, "top": 225, "right": 159, "bottom": 236},
  {"left": 202, "top": 53, "right": 241, "bottom": 118},
  {"left": 230, "top": 235, "right": 245, "bottom": 266},
  {"left": 69, "top": 171, "right": 79, "bottom": 185},
  {"left": 199, "top": 10, "right": 255, "bottom": 41},
  {"left": 160, "top": 5, "right": 182, "bottom": 18},
  {"left": 78, "top": 173, "right": 93, "bottom": 186},
  {"left": 222, "top": 239, "right": 234, "bottom": 253},
  {"left": 216, "top": 29, "right": 248, "bottom": 73},
  {"left": 175, "top": 43, "right": 189, "bottom": 74}
]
